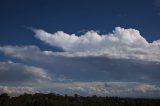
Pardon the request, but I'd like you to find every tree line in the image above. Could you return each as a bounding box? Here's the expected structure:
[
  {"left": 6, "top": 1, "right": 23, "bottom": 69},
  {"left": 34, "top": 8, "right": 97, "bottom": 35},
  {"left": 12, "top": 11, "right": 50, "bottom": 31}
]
[{"left": 0, "top": 93, "right": 160, "bottom": 106}]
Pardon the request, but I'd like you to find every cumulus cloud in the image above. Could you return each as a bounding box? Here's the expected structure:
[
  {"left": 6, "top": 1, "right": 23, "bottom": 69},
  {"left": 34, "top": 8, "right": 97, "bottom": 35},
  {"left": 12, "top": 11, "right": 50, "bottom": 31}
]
[
  {"left": 33, "top": 27, "right": 149, "bottom": 51},
  {"left": 1, "top": 27, "right": 160, "bottom": 62},
  {"left": 0, "top": 27, "right": 160, "bottom": 97},
  {"left": 32, "top": 27, "right": 160, "bottom": 62}
]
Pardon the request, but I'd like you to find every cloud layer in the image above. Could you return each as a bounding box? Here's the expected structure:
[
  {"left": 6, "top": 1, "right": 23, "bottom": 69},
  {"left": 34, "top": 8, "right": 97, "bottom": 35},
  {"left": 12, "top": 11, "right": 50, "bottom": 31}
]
[
  {"left": 33, "top": 27, "right": 160, "bottom": 62},
  {"left": 0, "top": 86, "right": 38, "bottom": 95},
  {"left": 1, "top": 82, "right": 159, "bottom": 97},
  {"left": 0, "top": 27, "right": 160, "bottom": 97},
  {"left": 0, "top": 61, "right": 51, "bottom": 83},
  {"left": 1, "top": 45, "right": 160, "bottom": 82}
]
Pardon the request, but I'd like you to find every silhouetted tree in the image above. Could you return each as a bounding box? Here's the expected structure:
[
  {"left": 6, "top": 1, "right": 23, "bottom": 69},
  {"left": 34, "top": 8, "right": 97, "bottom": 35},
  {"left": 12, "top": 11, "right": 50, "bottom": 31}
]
[{"left": 0, "top": 93, "right": 160, "bottom": 106}]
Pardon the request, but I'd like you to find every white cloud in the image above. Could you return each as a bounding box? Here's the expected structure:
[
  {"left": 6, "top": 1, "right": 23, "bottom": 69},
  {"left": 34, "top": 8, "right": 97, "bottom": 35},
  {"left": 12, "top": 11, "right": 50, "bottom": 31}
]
[
  {"left": 1, "top": 81, "right": 159, "bottom": 97},
  {"left": 11, "top": 81, "right": 158, "bottom": 97},
  {"left": 134, "top": 84, "right": 160, "bottom": 93},
  {"left": 33, "top": 27, "right": 149, "bottom": 51},
  {"left": 0, "top": 27, "right": 160, "bottom": 97},
  {"left": 32, "top": 27, "right": 160, "bottom": 62},
  {"left": 64, "top": 82, "right": 160, "bottom": 97},
  {"left": 0, "top": 86, "right": 38, "bottom": 95},
  {"left": 0, "top": 45, "right": 160, "bottom": 83},
  {"left": 0, "top": 61, "right": 51, "bottom": 83},
  {"left": 66, "top": 82, "right": 160, "bottom": 97},
  {"left": 0, "top": 45, "right": 49, "bottom": 61}
]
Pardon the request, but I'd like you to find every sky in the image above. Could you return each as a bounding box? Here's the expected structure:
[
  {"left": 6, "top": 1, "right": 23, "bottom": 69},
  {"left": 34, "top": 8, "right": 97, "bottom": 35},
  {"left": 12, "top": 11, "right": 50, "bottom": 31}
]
[{"left": 0, "top": 0, "right": 160, "bottom": 98}]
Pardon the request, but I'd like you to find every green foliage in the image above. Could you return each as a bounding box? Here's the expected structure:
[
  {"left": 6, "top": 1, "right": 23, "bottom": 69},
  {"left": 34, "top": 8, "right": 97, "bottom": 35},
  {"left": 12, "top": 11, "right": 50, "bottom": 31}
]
[{"left": 0, "top": 93, "right": 159, "bottom": 106}]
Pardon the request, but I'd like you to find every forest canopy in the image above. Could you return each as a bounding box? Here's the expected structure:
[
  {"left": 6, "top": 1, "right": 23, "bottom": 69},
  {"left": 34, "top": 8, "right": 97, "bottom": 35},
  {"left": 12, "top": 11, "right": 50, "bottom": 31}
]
[{"left": 0, "top": 93, "right": 160, "bottom": 106}]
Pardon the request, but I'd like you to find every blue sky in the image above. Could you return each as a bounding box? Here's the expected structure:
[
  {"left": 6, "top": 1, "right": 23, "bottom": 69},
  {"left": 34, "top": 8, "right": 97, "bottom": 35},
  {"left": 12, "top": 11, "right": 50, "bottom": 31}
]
[
  {"left": 0, "top": 0, "right": 160, "bottom": 97},
  {"left": 0, "top": 0, "right": 160, "bottom": 45}
]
